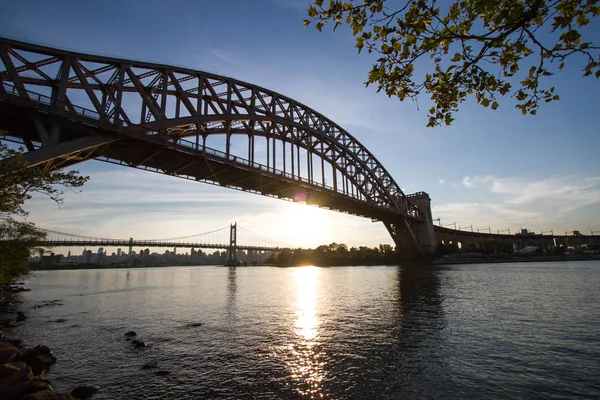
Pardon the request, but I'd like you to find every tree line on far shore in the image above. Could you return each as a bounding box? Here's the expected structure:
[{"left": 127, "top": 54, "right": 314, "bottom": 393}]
[
  {"left": 266, "top": 238, "right": 586, "bottom": 267},
  {"left": 266, "top": 242, "right": 398, "bottom": 267}
]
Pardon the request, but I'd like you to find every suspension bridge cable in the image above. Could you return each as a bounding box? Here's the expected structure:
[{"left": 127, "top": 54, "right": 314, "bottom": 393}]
[
  {"left": 140, "top": 226, "right": 230, "bottom": 241},
  {"left": 237, "top": 226, "right": 285, "bottom": 246},
  {"left": 40, "top": 229, "right": 128, "bottom": 241}
]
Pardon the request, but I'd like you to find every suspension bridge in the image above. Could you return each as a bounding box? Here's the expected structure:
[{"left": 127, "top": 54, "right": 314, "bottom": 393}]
[{"left": 39, "top": 223, "right": 282, "bottom": 261}]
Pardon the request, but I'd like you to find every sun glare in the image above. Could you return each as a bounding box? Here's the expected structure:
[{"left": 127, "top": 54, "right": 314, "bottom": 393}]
[{"left": 280, "top": 202, "right": 331, "bottom": 247}]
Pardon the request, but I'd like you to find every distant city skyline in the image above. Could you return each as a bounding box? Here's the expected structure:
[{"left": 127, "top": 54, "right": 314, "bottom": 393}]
[{"left": 1, "top": 0, "right": 599, "bottom": 248}]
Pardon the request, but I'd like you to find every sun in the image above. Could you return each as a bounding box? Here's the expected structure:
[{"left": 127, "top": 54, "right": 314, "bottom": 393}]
[{"left": 279, "top": 202, "right": 331, "bottom": 247}]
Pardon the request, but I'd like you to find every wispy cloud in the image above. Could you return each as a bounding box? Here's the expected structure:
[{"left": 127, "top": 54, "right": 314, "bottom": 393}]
[
  {"left": 435, "top": 175, "right": 600, "bottom": 232},
  {"left": 461, "top": 175, "right": 495, "bottom": 188}
]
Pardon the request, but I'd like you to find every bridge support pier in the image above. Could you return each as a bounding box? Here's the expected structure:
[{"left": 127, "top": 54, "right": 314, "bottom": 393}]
[{"left": 386, "top": 192, "right": 436, "bottom": 255}]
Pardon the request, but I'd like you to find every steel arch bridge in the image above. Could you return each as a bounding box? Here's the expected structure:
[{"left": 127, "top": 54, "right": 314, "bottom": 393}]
[{"left": 0, "top": 37, "right": 436, "bottom": 254}]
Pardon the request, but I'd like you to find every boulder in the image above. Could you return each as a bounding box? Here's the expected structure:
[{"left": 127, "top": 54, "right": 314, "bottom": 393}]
[
  {"left": 0, "top": 345, "right": 19, "bottom": 363},
  {"left": 28, "top": 354, "right": 57, "bottom": 375},
  {"left": 0, "top": 338, "right": 22, "bottom": 347},
  {"left": 0, "top": 380, "right": 28, "bottom": 400},
  {"left": 0, "top": 364, "right": 32, "bottom": 388},
  {"left": 19, "top": 345, "right": 57, "bottom": 375},
  {"left": 22, "top": 390, "right": 75, "bottom": 400},
  {"left": 124, "top": 331, "right": 137, "bottom": 337},
  {"left": 1, "top": 319, "right": 16, "bottom": 328},
  {"left": 0, "top": 361, "right": 28, "bottom": 378},
  {"left": 26, "top": 379, "right": 53, "bottom": 394},
  {"left": 70, "top": 385, "right": 100, "bottom": 399}
]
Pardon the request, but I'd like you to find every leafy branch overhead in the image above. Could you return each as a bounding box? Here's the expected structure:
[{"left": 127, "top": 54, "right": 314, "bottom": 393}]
[
  {"left": 0, "top": 142, "right": 89, "bottom": 216},
  {"left": 304, "top": 0, "right": 600, "bottom": 127}
]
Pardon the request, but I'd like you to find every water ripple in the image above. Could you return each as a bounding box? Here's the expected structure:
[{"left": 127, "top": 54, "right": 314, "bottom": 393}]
[{"left": 11, "top": 262, "right": 600, "bottom": 399}]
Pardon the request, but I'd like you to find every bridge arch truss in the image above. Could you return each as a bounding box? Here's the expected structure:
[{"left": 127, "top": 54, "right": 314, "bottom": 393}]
[{"left": 0, "top": 37, "right": 431, "bottom": 252}]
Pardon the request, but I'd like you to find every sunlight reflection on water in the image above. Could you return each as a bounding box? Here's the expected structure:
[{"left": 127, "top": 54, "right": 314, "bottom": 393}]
[{"left": 288, "top": 267, "right": 324, "bottom": 397}]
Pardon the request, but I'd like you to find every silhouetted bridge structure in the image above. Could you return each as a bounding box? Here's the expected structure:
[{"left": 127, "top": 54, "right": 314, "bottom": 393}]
[
  {"left": 0, "top": 37, "right": 441, "bottom": 254},
  {"left": 1, "top": 38, "right": 594, "bottom": 254}
]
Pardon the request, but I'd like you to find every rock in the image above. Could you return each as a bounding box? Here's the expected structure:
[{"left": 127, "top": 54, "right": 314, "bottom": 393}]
[
  {"left": 9, "top": 286, "right": 30, "bottom": 293},
  {"left": 16, "top": 314, "right": 27, "bottom": 322},
  {"left": 0, "top": 364, "right": 32, "bottom": 387},
  {"left": 0, "top": 361, "right": 28, "bottom": 378},
  {"left": 0, "top": 344, "right": 19, "bottom": 363},
  {"left": 141, "top": 361, "right": 158, "bottom": 369},
  {"left": 0, "top": 380, "right": 28, "bottom": 400},
  {"left": 154, "top": 369, "right": 171, "bottom": 375},
  {"left": 124, "top": 331, "right": 137, "bottom": 337},
  {"left": 20, "top": 345, "right": 57, "bottom": 375},
  {"left": 70, "top": 385, "right": 100, "bottom": 399},
  {"left": 32, "top": 345, "right": 55, "bottom": 358},
  {"left": 26, "top": 379, "right": 53, "bottom": 393},
  {"left": 0, "top": 338, "right": 22, "bottom": 347},
  {"left": 29, "top": 354, "right": 57, "bottom": 375},
  {"left": 133, "top": 341, "right": 150, "bottom": 348},
  {"left": 1, "top": 319, "right": 17, "bottom": 328},
  {"left": 22, "top": 389, "right": 75, "bottom": 399},
  {"left": 184, "top": 322, "right": 203, "bottom": 328}
]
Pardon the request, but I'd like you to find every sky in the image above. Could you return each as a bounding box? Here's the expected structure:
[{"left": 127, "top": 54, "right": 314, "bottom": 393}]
[{"left": 1, "top": 0, "right": 599, "bottom": 249}]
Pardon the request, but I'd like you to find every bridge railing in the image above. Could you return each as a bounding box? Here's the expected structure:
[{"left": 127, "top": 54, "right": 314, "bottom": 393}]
[{"left": 0, "top": 82, "right": 122, "bottom": 129}]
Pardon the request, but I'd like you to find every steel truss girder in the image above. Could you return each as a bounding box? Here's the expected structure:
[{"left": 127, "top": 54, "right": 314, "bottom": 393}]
[{"left": 0, "top": 36, "right": 421, "bottom": 223}]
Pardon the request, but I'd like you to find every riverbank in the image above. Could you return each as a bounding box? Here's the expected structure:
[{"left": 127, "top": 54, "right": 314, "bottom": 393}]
[{"left": 0, "top": 284, "right": 98, "bottom": 400}]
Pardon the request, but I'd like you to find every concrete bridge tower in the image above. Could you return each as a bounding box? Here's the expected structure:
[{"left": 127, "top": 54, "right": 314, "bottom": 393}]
[{"left": 407, "top": 192, "right": 437, "bottom": 254}]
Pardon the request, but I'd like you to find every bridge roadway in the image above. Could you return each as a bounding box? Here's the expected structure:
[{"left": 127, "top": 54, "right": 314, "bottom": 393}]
[
  {"left": 41, "top": 239, "right": 279, "bottom": 252},
  {"left": 434, "top": 226, "right": 599, "bottom": 249}
]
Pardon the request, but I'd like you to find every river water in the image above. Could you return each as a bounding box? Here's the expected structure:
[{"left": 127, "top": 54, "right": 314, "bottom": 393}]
[{"left": 10, "top": 261, "right": 600, "bottom": 399}]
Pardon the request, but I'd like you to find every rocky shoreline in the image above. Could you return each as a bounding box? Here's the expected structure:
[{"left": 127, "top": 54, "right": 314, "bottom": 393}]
[{"left": 0, "top": 284, "right": 99, "bottom": 400}]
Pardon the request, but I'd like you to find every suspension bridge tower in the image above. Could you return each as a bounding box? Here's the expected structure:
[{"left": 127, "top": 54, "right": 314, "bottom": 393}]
[{"left": 228, "top": 222, "right": 238, "bottom": 263}]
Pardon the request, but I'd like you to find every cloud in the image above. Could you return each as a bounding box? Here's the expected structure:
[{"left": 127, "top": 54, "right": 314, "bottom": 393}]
[
  {"left": 461, "top": 175, "right": 494, "bottom": 188},
  {"left": 439, "top": 179, "right": 444, "bottom": 185},
  {"left": 434, "top": 175, "right": 600, "bottom": 232}
]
